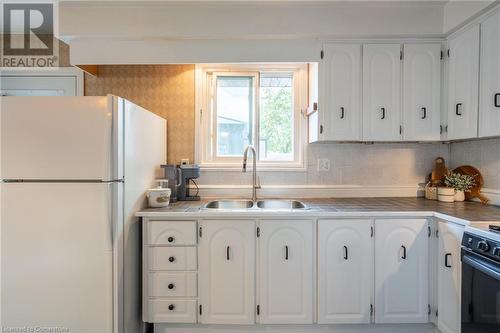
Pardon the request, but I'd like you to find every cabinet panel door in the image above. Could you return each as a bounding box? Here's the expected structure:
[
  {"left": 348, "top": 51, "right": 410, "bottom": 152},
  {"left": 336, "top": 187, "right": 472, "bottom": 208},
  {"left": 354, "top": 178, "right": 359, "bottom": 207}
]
[
  {"left": 363, "top": 44, "right": 402, "bottom": 141},
  {"left": 258, "top": 220, "right": 313, "bottom": 324},
  {"left": 320, "top": 43, "right": 362, "bottom": 141},
  {"left": 318, "top": 220, "right": 372, "bottom": 324},
  {"left": 199, "top": 220, "right": 255, "bottom": 324},
  {"left": 403, "top": 44, "right": 441, "bottom": 141},
  {"left": 437, "top": 222, "right": 464, "bottom": 333},
  {"left": 479, "top": 11, "right": 500, "bottom": 137},
  {"left": 375, "top": 219, "right": 429, "bottom": 323},
  {"left": 447, "top": 25, "right": 480, "bottom": 140}
]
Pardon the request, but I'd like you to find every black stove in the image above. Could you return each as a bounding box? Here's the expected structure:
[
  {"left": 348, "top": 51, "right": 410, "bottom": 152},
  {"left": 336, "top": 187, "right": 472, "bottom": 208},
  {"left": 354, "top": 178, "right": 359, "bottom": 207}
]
[{"left": 461, "top": 225, "right": 500, "bottom": 333}]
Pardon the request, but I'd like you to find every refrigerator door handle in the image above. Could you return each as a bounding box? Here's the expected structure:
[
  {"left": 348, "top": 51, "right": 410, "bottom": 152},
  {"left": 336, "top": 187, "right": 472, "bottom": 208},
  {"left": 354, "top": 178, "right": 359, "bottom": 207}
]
[
  {"left": 105, "top": 182, "right": 116, "bottom": 251},
  {"left": 107, "top": 183, "right": 115, "bottom": 248},
  {"left": 108, "top": 181, "right": 123, "bottom": 249},
  {"left": 110, "top": 95, "right": 124, "bottom": 181}
]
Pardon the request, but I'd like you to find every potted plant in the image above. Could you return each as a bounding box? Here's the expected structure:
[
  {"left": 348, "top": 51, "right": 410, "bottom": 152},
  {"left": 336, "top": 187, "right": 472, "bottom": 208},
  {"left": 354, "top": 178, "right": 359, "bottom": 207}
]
[{"left": 444, "top": 172, "right": 476, "bottom": 202}]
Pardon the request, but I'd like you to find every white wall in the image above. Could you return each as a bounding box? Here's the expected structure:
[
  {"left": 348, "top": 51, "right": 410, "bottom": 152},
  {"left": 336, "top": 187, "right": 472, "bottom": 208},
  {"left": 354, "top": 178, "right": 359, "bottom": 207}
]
[
  {"left": 59, "top": 1, "right": 445, "bottom": 64},
  {"left": 443, "top": 0, "right": 497, "bottom": 33}
]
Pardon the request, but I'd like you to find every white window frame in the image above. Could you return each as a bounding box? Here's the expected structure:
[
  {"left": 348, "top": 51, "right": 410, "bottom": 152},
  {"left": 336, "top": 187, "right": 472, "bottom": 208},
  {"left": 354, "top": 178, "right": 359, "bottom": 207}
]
[{"left": 195, "top": 63, "right": 308, "bottom": 171}]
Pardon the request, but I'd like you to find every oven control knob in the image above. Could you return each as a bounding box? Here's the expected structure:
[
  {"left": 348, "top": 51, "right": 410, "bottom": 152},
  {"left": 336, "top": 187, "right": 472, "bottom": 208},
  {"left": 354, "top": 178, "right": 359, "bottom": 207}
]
[
  {"left": 493, "top": 247, "right": 500, "bottom": 257},
  {"left": 477, "top": 240, "right": 490, "bottom": 252}
]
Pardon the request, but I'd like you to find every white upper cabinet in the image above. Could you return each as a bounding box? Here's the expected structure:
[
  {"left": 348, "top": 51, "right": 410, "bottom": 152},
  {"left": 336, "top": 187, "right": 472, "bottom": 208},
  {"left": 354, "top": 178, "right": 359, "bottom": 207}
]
[
  {"left": 479, "top": 10, "right": 500, "bottom": 137},
  {"left": 317, "top": 220, "right": 373, "bottom": 324},
  {"left": 257, "top": 220, "right": 313, "bottom": 324},
  {"left": 319, "top": 44, "right": 362, "bottom": 141},
  {"left": 403, "top": 44, "right": 442, "bottom": 141},
  {"left": 437, "top": 222, "right": 464, "bottom": 333},
  {"left": 363, "top": 44, "right": 402, "bottom": 141},
  {"left": 198, "top": 220, "right": 255, "bottom": 324},
  {"left": 447, "top": 25, "right": 480, "bottom": 140},
  {"left": 374, "top": 219, "right": 429, "bottom": 324}
]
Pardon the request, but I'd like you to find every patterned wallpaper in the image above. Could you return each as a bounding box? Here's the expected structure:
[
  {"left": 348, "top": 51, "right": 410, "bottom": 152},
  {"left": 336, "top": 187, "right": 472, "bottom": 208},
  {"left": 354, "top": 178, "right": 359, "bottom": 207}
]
[{"left": 84, "top": 65, "right": 195, "bottom": 164}]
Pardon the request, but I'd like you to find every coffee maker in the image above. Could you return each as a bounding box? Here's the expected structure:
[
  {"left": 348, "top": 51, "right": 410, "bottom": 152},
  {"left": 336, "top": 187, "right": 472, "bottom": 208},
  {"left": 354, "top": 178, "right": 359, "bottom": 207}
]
[
  {"left": 177, "top": 165, "right": 201, "bottom": 201},
  {"left": 161, "top": 164, "right": 180, "bottom": 202}
]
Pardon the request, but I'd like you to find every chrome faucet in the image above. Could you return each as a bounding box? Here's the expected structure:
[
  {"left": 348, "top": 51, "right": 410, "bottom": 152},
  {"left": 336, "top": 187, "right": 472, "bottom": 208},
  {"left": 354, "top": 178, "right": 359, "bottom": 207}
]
[{"left": 242, "top": 145, "right": 260, "bottom": 202}]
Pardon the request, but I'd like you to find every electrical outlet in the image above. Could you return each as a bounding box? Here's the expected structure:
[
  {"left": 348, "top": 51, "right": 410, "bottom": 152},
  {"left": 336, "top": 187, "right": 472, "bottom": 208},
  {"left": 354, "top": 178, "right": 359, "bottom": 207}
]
[{"left": 317, "top": 158, "right": 330, "bottom": 172}]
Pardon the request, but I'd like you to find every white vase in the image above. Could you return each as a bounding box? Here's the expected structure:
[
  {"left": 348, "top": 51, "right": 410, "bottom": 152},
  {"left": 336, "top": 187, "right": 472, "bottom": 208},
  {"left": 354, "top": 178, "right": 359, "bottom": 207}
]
[
  {"left": 454, "top": 190, "right": 465, "bottom": 202},
  {"left": 438, "top": 187, "right": 455, "bottom": 202}
]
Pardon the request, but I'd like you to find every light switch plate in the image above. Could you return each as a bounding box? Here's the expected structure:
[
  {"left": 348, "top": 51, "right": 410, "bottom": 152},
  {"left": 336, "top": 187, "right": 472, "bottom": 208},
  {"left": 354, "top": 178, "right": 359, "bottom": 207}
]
[{"left": 317, "top": 158, "right": 330, "bottom": 172}]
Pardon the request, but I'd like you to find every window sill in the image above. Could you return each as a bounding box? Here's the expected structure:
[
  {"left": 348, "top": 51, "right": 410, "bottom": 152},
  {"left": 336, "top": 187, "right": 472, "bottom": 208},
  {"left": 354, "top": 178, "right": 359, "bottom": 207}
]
[{"left": 199, "top": 163, "right": 307, "bottom": 172}]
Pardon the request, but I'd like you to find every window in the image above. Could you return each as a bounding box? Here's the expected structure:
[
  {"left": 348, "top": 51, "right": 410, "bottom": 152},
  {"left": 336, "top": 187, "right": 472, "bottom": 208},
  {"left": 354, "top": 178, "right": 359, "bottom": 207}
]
[
  {"left": 196, "top": 64, "right": 308, "bottom": 170},
  {"left": 215, "top": 74, "right": 255, "bottom": 157}
]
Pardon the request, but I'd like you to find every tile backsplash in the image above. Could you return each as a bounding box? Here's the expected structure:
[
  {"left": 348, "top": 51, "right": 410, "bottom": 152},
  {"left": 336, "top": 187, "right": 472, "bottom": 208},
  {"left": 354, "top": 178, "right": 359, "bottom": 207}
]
[
  {"left": 450, "top": 138, "right": 500, "bottom": 191},
  {"left": 199, "top": 142, "right": 450, "bottom": 187}
]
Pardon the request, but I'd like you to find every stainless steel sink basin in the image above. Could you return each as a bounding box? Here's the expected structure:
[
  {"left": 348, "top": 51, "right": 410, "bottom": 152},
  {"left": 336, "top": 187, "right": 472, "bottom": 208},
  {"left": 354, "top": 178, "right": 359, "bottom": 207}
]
[
  {"left": 256, "top": 200, "right": 307, "bottom": 210},
  {"left": 204, "top": 200, "right": 254, "bottom": 209},
  {"left": 202, "top": 199, "right": 308, "bottom": 210}
]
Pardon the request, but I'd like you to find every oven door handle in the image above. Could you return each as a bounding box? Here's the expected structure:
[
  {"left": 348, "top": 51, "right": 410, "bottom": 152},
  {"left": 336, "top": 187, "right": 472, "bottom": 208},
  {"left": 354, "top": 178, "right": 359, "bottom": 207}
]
[{"left": 462, "top": 254, "right": 500, "bottom": 281}]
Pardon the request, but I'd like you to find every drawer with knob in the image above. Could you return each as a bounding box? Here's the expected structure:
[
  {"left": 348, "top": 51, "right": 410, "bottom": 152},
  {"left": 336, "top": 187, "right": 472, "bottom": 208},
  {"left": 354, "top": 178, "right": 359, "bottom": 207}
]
[
  {"left": 147, "top": 221, "right": 197, "bottom": 245},
  {"left": 148, "top": 272, "right": 197, "bottom": 297},
  {"left": 148, "top": 246, "right": 197, "bottom": 271},
  {"left": 147, "top": 299, "right": 197, "bottom": 323}
]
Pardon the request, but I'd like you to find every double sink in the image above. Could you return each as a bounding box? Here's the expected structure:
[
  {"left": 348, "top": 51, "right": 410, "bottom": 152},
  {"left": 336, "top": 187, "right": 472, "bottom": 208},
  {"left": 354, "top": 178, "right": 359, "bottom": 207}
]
[{"left": 203, "top": 199, "right": 308, "bottom": 210}]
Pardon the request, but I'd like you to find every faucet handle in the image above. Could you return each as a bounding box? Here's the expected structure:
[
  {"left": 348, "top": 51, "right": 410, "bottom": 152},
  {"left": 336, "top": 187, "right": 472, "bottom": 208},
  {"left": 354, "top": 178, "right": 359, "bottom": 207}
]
[{"left": 257, "top": 176, "right": 262, "bottom": 189}]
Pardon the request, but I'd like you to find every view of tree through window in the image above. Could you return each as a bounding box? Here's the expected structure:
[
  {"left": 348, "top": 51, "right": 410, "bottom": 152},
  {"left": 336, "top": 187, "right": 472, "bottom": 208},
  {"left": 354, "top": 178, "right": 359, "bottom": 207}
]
[
  {"left": 214, "top": 72, "right": 294, "bottom": 161},
  {"left": 259, "top": 73, "right": 294, "bottom": 161}
]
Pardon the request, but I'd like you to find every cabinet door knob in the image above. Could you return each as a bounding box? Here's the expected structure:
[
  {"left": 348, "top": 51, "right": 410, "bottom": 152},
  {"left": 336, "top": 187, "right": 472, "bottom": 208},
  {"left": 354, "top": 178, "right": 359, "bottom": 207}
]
[
  {"left": 340, "top": 107, "right": 345, "bottom": 119},
  {"left": 168, "top": 256, "right": 175, "bottom": 263},
  {"left": 168, "top": 236, "right": 175, "bottom": 243},
  {"left": 444, "top": 253, "right": 452, "bottom": 268},
  {"left": 343, "top": 246, "right": 348, "bottom": 260},
  {"left": 401, "top": 245, "right": 407, "bottom": 260},
  {"left": 226, "top": 246, "right": 230, "bottom": 261},
  {"left": 381, "top": 107, "right": 386, "bottom": 120},
  {"left": 455, "top": 103, "right": 463, "bottom": 116},
  {"left": 421, "top": 107, "right": 427, "bottom": 119},
  {"left": 495, "top": 93, "right": 500, "bottom": 108},
  {"left": 168, "top": 304, "right": 175, "bottom": 311},
  {"left": 168, "top": 283, "right": 175, "bottom": 290},
  {"left": 285, "top": 245, "right": 289, "bottom": 261}
]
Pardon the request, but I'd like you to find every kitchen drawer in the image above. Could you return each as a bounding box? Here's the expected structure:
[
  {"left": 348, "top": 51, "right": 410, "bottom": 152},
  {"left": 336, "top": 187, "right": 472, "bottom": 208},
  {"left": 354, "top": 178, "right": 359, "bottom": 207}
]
[
  {"left": 147, "top": 299, "right": 197, "bottom": 323},
  {"left": 147, "top": 221, "right": 197, "bottom": 245},
  {"left": 148, "top": 247, "right": 197, "bottom": 271},
  {"left": 148, "top": 272, "right": 197, "bottom": 297}
]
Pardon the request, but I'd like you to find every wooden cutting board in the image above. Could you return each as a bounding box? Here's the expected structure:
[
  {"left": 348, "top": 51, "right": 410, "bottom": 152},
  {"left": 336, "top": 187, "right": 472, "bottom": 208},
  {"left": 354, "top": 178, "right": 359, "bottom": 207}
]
[{"left": 453, "top": 165, "right": 490, "bottom": 204}]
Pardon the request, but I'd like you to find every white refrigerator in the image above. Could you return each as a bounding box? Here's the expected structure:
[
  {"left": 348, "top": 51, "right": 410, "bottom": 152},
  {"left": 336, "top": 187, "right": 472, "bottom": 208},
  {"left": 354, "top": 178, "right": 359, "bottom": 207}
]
[{"left": 0, "top": 95, "right": 166, "bottom": 333}]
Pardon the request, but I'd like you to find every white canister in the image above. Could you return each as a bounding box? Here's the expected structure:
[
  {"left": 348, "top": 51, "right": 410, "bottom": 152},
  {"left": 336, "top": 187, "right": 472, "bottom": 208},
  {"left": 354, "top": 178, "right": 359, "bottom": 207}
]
[
  {"left": 146, "top": 181, "right": 171, "bottom": 208},
  {"left": 438, "top": 187, "right": 455, "bottom": 203}
]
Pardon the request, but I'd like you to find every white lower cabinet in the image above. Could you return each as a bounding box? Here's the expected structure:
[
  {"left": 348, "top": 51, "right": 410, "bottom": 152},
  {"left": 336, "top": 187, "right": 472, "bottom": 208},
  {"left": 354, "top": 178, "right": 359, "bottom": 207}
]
[
  {"left": 374, "top": 219, "right": 429, "bottom": 324},
  {"left": 317, "top": 219, "right": 373, "bottom": 324},
  {"left": 437, "top": 222, "right": 464, "bottom": 333},
  {"left": 198, "top": 220, "right": 255, "bottom": 324},
  {"left": 257, "top": 220, "right": 314, "bottom": 324},
  {"left": 144, "top": 217, "right": 463, "bottom": 330},
  {"left": 148, "top": 299, "right": 198, "bottom": 323}
]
